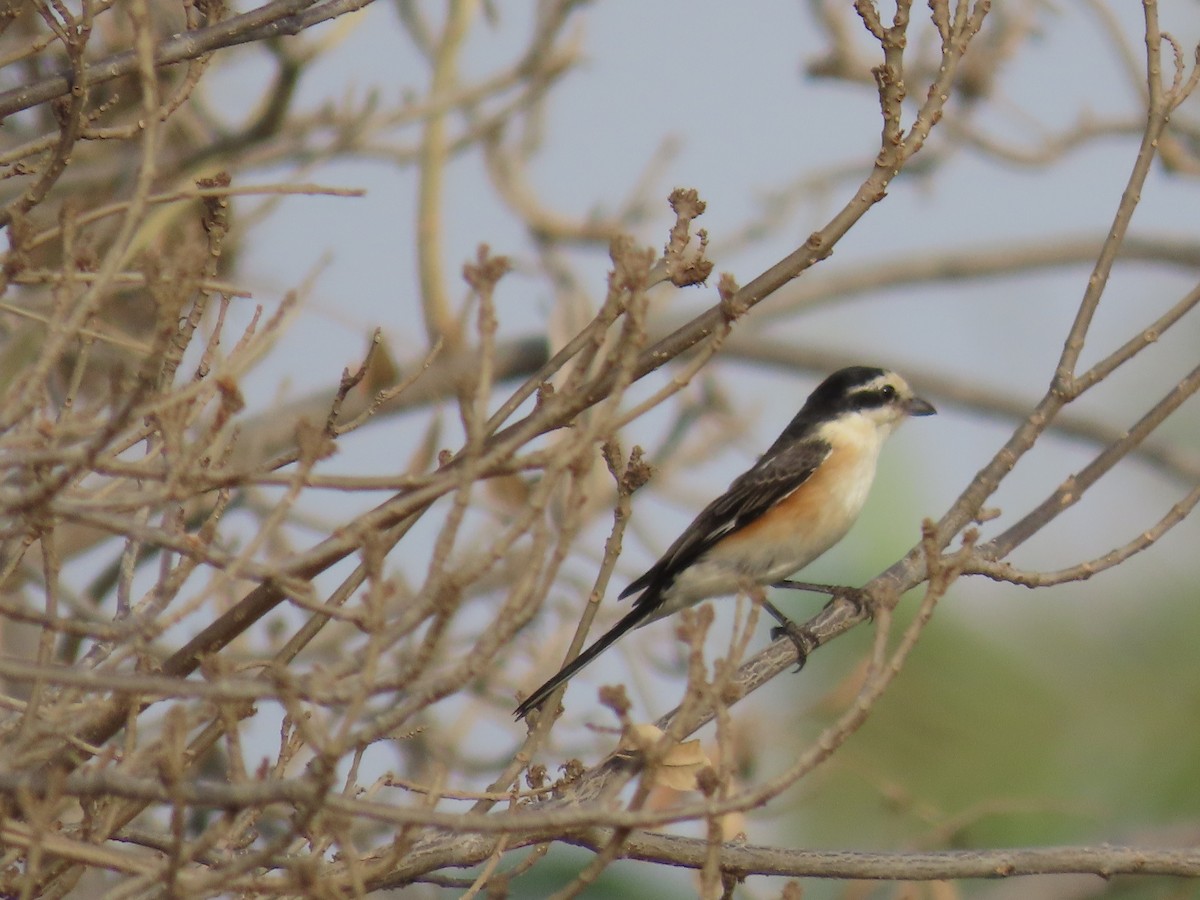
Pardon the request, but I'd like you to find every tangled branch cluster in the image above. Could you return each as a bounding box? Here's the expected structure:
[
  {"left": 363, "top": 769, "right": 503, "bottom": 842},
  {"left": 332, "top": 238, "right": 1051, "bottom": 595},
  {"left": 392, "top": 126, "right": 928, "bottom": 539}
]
[{"left": 0, "top": 1, "right": 1197, "bottom": 897}]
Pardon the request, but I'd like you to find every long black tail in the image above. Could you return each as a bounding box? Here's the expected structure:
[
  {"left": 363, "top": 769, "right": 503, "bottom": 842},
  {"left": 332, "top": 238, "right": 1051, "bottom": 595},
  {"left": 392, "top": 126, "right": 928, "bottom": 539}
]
[{"left": 514, "top": 604, "right": 651, "bottom": 720}]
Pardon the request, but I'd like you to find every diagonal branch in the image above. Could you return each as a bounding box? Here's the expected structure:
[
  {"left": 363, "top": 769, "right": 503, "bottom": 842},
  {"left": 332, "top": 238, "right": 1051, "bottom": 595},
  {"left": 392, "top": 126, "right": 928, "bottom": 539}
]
[{"left": 0, "top": 0, "right": 378, "bottom": 119}]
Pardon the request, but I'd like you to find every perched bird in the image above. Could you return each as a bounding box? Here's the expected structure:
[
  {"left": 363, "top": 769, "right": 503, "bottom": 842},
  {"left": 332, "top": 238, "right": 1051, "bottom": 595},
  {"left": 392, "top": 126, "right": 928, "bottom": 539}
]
[{"left": 514, "top": 366, "right": 936, "bottom": 720}]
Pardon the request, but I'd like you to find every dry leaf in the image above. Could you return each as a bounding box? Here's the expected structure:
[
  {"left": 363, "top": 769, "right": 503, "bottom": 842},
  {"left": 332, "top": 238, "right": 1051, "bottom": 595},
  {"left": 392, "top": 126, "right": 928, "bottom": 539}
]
[{"left": 619, "top": 724, "right": 712, "bottom": 792}]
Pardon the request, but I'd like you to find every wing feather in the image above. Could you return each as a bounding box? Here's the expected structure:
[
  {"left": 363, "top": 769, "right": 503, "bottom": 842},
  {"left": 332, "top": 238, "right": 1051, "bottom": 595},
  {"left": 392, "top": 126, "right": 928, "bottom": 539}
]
[{"left": 620, "top": 439, "right": 830, "bottom": 609}]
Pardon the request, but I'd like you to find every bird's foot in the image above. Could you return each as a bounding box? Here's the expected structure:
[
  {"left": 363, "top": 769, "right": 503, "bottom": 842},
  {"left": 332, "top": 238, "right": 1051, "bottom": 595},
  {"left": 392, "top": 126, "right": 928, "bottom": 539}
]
[
  {"left": 771, "top": 580, "right": 873, "bottom": 620},
  {"left": 761, "top": 599, "right": 813, "bottom": 672},
  {"left": 831, "top": 586, "right": 872, "bottom": 620}
]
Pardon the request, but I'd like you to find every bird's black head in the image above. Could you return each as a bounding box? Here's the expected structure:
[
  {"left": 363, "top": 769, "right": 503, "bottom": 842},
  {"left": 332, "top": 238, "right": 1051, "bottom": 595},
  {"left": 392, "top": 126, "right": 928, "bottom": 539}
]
[
  {"left": 781, "top": 366, "right": 936, "bottom": 439},
  {"left": 805, "top": 366, "right": 890, "bottom": 416}
]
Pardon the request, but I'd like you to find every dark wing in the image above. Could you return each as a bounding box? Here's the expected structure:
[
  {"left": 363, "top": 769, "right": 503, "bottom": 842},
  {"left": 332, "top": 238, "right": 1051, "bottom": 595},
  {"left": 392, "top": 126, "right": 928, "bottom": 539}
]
[{"left": 619, "top": 438, "right": 831, "bottom": 609}]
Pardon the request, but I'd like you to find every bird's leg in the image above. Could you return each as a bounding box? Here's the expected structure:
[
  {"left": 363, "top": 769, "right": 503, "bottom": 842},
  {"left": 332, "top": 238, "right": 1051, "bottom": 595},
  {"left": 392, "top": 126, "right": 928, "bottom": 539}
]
[
  {"left": 771, "top": 580, "right": 872, "bottom": 619},
  {"left": 771, "top": 579, "right": 841, "bottom": 594},
  {"left": 761, "top": 599, "right": 814, "bottom": 672}
]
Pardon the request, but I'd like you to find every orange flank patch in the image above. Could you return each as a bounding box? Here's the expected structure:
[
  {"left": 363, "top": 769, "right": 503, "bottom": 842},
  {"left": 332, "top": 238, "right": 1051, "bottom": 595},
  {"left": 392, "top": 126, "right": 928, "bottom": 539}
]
[{"left": 711, "top": 444, "right": 871, "bottom": 557}]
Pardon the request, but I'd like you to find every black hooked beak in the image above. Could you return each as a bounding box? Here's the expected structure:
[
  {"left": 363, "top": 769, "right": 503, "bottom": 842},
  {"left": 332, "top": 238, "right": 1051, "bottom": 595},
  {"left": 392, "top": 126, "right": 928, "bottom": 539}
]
[{"left": 906, "top": 396, "right": 937, "bottom": 416}]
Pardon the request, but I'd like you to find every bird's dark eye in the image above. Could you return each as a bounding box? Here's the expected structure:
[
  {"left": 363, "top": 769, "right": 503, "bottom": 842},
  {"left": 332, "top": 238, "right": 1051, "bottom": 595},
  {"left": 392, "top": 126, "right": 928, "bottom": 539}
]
[{"left": 880, "top": 384, "right": 896, "bottom": 400}]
